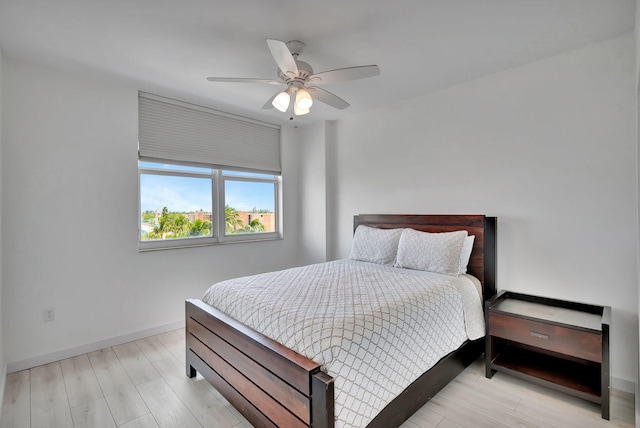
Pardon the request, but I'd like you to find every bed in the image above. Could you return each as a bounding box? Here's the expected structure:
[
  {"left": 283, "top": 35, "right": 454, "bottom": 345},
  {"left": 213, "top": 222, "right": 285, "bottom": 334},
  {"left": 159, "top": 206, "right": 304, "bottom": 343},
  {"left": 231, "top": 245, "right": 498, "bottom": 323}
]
[{"left": 186, "top": 214, "right": 497, "bottom": 428}]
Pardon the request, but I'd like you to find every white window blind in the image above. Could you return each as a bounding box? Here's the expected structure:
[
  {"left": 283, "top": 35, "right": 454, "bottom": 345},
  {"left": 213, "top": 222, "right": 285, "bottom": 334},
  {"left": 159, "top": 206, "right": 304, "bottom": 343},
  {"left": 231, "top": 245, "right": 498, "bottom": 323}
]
[{"left": 138, "top": 92, "right": 281, "bottom": 174}]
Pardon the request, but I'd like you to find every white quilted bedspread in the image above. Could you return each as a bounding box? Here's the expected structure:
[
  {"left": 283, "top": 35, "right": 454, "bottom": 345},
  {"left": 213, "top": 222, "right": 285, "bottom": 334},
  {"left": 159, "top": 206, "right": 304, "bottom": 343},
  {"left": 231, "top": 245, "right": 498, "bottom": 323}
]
[{"left": 202, "top": 259, "right": 485, "bottom": 428}]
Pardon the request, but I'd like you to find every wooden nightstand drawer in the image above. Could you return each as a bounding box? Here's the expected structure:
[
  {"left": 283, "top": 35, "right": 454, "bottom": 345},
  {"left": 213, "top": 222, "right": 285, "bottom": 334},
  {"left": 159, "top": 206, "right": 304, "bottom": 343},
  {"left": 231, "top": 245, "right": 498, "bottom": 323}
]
[{"left": 489, "top": 312, "right": 602, "bottom": 362}]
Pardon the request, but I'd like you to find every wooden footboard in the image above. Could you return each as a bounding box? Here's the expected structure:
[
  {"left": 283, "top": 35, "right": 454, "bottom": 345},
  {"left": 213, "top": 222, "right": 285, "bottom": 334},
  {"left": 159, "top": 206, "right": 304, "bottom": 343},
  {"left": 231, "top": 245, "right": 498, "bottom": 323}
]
[{"left": 186, "top": 298, "right": 334, "bottom": 428}]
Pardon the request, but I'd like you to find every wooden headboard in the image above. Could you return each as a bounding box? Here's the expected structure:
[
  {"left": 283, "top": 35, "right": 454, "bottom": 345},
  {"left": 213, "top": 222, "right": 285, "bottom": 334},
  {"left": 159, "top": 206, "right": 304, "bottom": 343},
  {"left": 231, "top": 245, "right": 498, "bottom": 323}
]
[{"left": 353, "top": 214, "right": 497, "bottom": 300}]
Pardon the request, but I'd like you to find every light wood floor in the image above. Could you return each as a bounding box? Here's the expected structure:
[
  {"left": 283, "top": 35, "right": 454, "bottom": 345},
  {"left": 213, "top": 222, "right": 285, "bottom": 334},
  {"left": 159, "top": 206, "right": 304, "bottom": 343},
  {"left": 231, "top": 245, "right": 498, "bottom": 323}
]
[{"left": 0, "top": 328, "right": 634, "bottom": 428}]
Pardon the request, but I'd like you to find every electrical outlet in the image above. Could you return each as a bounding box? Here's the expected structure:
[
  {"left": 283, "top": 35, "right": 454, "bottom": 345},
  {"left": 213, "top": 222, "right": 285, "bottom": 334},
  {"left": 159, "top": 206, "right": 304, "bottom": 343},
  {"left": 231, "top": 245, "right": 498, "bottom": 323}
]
[{"left": 43, "top": 307, "right": 55, "bottom": 322}]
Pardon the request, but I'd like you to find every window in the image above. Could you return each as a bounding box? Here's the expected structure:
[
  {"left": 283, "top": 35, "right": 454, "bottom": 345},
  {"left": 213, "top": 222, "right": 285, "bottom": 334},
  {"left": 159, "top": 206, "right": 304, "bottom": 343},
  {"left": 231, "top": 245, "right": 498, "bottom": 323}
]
[
  {"left": 139, "top": 162, "right": 281, "bottom": 250},
  {"left": 139, "top": 162, "right": 215, "bottom": 247},
  {"left": 138, "top": 92, "right": 282, "bottom": 251},
  {"left": 222, "top": 171, "right": 278, "bottom": 238}
]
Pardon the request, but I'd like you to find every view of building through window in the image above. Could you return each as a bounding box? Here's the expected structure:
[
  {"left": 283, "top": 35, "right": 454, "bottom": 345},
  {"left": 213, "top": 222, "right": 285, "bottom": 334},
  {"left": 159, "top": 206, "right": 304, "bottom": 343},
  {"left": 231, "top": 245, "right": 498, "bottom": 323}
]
[
  {"left": 140, "top": 206, "right": 276, "bottom": 240},
  {"left": 141, "top": 207, "right": 213, "bottom": 240},
  {"left": 139, "top": 162, "right": 277, "bottom": 242}
]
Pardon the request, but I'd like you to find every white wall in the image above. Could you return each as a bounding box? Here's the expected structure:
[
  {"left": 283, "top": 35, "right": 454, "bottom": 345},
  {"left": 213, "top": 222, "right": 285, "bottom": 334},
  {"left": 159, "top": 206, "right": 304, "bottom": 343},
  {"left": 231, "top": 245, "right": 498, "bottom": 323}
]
[
  {"left": 635, "top": 1, "right": 640, "bottom": 422},
  {"left": 323, "top": 35, "right": 638, "bottom": 389},
  {"left": 636, "top": 0, "right": 640, "bottom": 90},
  {"left": 296, "top": 122, "right": 327, "bottom": 265},
  {"left": 0, "top": 47, "right": 6, "bottom": 405},
  {"left": 1, "top": 57, "right": 302, "bottom": 369}
]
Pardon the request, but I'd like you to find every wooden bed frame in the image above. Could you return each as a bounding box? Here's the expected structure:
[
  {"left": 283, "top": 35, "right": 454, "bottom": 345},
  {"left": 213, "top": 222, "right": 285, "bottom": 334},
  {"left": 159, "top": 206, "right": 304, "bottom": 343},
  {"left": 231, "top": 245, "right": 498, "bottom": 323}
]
[{"left": 186, "top": 214, "right": 497, "bottom": 428}]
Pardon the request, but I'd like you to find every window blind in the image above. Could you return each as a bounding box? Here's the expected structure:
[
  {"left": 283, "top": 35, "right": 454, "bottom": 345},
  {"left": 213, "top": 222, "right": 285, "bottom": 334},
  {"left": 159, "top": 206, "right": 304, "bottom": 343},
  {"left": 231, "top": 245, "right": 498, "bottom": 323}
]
[{"left": 138, "top": 92, "right": 281, "bottom": 174}]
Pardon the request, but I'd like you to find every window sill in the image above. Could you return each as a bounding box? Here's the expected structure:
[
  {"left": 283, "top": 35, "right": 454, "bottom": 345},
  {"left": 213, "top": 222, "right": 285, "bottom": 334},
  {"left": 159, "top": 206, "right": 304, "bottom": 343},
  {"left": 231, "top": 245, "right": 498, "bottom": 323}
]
[{"left": 138, "top": 234, "right": 283, "bottom": 252}]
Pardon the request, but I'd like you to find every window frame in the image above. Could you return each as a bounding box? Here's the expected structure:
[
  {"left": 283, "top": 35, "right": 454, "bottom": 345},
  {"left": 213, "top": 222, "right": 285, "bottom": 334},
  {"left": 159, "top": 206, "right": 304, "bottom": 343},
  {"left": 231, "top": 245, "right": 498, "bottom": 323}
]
[{"left": 138, "top": 161, "right": 282, "bottom": 251}]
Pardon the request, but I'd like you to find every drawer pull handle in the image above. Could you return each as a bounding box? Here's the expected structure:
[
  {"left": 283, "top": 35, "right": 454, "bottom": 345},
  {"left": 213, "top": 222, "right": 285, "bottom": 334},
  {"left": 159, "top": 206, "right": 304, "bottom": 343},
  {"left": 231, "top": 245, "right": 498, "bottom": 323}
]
[{"left": 530, "top": 331, "right": 549, "bottom": 340}]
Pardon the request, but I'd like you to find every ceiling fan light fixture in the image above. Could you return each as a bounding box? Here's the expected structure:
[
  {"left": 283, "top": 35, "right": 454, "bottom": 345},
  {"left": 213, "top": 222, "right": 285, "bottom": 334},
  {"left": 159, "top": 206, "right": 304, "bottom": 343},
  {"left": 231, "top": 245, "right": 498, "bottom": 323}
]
[
  {"left": 295, "top": 87, "right": 313, "bottom": 110},
  {"left": 272, "top": 89, "right": 290, "bottom": 112},
  {"left": 294, "top": 104, "right": 310, "bottom": 116},
  {"left": 207, "top": 39, "right": 380, "bottom": 116}
]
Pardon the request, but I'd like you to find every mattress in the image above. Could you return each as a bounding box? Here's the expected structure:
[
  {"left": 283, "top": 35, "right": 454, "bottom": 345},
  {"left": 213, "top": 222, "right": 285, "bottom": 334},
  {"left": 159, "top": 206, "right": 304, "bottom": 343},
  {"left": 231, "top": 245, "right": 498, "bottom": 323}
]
[{"left": 202, "top": 259, "right": 485, "bottom": 428}]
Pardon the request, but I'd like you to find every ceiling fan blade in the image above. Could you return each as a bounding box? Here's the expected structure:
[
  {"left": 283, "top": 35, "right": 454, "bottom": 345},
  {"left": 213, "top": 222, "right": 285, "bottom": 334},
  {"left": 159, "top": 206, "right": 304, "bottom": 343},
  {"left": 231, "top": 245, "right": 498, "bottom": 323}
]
[
  {"left": 308, "top": 87, "right": 350, "bottom": 110},
  {"left": 266, "top": 39, "right": 299, "bottom": 77},
  {"left": 207, "top": 77, "right": 282, "bottom": 85},
  {"left": 308, "top": 65, "right": 380, "bottom": 85}
]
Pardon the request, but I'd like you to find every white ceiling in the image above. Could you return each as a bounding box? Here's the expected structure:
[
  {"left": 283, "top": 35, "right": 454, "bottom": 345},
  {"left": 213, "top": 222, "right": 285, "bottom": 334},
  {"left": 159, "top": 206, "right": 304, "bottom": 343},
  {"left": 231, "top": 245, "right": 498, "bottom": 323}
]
[{"left": 0, "top": 0, "right": 635, "bottom": 126}]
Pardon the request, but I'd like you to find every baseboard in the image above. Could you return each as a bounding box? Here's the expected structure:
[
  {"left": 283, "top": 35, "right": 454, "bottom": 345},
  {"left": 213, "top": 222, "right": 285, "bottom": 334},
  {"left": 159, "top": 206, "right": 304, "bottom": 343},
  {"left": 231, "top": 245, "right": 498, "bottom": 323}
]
[
  {"left": 0, "top": 362, "right": 6, "bottom": 412},
  {"left": 635, "top": 376, "right": 640, "bottom": 427},
  {"left": 6, "top": 320, "right": 184, "bottom": 373},
  {"left": 612, "top": 376, "right": 636, "bottom": 395}
]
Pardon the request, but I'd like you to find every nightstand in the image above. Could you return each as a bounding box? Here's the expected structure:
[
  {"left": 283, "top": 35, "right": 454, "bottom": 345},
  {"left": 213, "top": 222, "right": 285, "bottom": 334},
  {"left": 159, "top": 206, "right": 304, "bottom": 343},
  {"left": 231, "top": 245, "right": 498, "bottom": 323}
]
[{"left": 485, "top": 291, "right": 611, "bottom": 419}]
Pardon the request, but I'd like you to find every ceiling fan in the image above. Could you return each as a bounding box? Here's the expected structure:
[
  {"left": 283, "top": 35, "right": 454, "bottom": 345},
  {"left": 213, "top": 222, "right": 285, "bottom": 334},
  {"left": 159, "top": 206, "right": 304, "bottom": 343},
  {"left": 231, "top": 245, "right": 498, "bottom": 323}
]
[{"left": 207, "top": 39, "right": 380, "bottom": 116}]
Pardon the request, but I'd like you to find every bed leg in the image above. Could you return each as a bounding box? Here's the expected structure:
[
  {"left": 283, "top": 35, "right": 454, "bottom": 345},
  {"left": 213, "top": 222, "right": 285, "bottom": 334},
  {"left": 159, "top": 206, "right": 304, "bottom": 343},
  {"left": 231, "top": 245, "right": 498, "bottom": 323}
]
[{"left": 187, "top": 364, "right": 196, "bottom": 378}]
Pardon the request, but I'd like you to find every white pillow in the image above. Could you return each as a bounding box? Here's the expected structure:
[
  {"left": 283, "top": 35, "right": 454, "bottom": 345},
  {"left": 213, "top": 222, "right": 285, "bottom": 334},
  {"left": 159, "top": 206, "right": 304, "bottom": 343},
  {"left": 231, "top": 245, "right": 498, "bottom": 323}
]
[
  {"left": 350, "top": 225, "right": 403, "bottom": 265},
  {"left": 395, "top": 228, "right": 468, "bottom": 276},
  {"left": 459, "top": 235, "right": 475, "bottom": 274}
]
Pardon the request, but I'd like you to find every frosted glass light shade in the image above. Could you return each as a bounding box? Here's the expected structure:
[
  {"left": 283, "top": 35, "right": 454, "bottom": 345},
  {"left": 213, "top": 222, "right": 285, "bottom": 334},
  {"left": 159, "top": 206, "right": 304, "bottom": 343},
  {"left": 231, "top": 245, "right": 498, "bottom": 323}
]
[
  {"left": 272, "top": 90, "right": 290, "bottom": 112},
  {"left": 294, "top": 104, "right": 310, "bottom": 115},
  {"left": 295, "top": 88, "right": 313, "bottom": 110}
]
